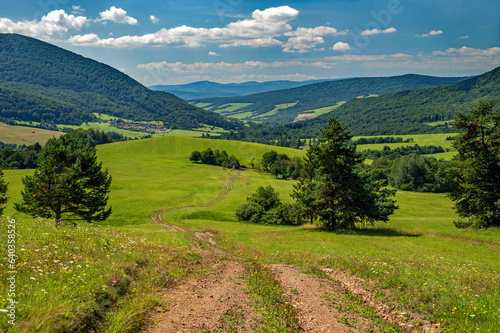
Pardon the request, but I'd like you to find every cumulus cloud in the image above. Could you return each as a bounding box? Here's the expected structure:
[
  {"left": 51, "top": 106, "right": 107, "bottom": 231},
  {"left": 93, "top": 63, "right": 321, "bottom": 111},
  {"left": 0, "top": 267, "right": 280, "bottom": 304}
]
[
  {"left": 432, "top": 46, "right": 500, "bottom": 56},
  {"left": 67, "top": 6, "right": 339, "bottom": 52},
  {"left": 416, "top": 30, "right": 443, "bottom": 37},
  {"left": 282, "top": 26, "right": 343, "bottom": 53},
  {"left": 150, "top": 15, "right": 160, "bottom": 23},
  {"left": 208, "top": 51, "right": 220, "bottom": 56},
  {"left": 99, "top": 6, "right": 138, "bottom": 25},
  {"left": 332, "top": 41, "right": 350, "bottom": 51},
  {"left": 0, "top": 9, "right": 90, "bottom": 37}
]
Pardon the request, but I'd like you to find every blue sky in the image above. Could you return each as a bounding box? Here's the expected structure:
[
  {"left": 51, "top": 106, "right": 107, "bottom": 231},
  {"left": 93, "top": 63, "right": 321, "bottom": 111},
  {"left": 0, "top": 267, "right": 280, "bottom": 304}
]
[{"left": 1, "top": 0, "right": 499, "bottom": 85}]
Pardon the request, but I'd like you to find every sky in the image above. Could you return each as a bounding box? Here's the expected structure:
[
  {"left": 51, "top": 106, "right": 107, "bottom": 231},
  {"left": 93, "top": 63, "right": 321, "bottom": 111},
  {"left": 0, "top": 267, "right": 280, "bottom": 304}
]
[{"left": 1, "top": 0, "right": 499, "bottom": 85}]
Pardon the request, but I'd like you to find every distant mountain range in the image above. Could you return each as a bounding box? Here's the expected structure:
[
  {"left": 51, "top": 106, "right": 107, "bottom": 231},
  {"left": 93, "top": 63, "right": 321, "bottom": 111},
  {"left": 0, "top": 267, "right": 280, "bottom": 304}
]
[
  {"left": 149, "top": 79, "right": 331, "bottom": 100},
  {"left": 193, "top": 75, "right": 468, "bottom": 124},
  {"left": 0, "top": 34, "right": 241, "bottom": 130}
]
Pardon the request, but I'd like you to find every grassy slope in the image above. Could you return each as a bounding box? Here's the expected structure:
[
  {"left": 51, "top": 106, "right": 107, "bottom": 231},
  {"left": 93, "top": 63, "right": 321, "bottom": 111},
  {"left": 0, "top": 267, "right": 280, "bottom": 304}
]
[
  {"left": 0, "top": 122, "right": 63, "bottom": 145},
  {"left": 1, "top": 136, "right": 498, "bottom": 332}
]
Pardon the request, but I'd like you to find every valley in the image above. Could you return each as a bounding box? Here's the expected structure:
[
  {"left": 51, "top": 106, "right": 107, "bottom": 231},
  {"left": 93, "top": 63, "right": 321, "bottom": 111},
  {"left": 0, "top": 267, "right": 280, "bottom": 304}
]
[{"left": 1, "top": 32, "right": 499, "bottom": 333}]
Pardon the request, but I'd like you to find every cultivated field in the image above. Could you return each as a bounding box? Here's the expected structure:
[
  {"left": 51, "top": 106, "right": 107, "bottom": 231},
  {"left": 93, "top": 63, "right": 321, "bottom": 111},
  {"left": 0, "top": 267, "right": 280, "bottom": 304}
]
[
  {"left": 1, "top": 136, "right": 498, "bottom": 332},
  {"left": 0, "top": 122, "right": 63, "bottom": 145}
]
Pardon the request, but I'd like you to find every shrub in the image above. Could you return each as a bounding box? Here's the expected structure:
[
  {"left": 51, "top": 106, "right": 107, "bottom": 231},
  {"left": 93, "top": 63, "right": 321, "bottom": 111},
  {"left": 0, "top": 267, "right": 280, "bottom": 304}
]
[{"left": 235, "top": 201, "right": 264, "bottom": 221}]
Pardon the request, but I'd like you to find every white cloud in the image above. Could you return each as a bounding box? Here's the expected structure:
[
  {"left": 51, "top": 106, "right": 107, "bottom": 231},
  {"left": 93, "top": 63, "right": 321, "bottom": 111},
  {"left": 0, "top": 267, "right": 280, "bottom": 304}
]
[
  {"left": 99, "top": 6, "right": 138, "bottom": 25},
  {"left": 208, "top": 51, "right": 220, "bottom": 56},
  {"left": 458, "top": 36, "right": 469, "bottom": 39},
  {"left": 361, "top": 27, "right": 397, "bottom": 36},
  {"left": 137, "top": 59, "right": 329, "bottom": 74},
  {"left": 433, "top": 46, "right": 500, "bottom": 56},
  {"left": 416, "top": 30, "right": 443, "bottom": 38},
  {"left": 282, "top": 26, "right": 343, "bottom": 53},
  {"left": 332, "top": 41, "right": 350, "bottom": 51},
  {"left": 150, "top": 15, "right": 160, "bottom": 24},
  {"left": 67, "top": 6, "right": 316, "bottom": 51},
  {"left": 0, "top": 9, "right": 90, "bottom": 37}
]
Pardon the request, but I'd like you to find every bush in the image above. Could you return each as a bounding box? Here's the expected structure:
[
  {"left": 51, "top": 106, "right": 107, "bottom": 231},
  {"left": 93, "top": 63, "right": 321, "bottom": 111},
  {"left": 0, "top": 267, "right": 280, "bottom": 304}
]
[{"left": 235, "top": 201, "right": 264, "bottom": 221}]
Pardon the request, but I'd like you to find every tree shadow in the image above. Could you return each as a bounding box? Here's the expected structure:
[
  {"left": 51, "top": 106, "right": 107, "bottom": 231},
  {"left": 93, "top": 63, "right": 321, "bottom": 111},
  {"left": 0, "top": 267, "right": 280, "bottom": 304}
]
[{"left": 302, "top": 226, "right": 422, "bottom": 238}]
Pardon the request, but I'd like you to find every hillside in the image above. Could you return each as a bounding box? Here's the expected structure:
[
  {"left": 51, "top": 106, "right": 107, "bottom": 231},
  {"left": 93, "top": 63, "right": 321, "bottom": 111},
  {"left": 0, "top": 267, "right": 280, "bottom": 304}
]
[
  {"left": 150, "top": 79, "right": 329, "bottom": 100},
  {"left": 194, "top": 74, "right": 467, "bottom": 123},
  {"left": 0, "top": 33, "right": 241, "bottom": 130}
]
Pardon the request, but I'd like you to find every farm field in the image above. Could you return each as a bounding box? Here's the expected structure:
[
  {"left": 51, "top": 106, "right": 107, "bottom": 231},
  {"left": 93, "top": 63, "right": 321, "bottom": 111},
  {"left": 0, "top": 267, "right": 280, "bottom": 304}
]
[
  {"left": 0, "top": 122, "right": 63, "bottom": 145},
  {"left": 1, "top": 136, "right": 498, "bottom": 332}
]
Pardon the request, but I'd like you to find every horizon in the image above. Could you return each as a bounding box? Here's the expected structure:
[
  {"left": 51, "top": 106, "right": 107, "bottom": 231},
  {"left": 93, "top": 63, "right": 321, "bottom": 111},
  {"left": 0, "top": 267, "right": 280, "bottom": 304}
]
[{"left": 1, "top": 1, "right": 499, "bottom": 85}]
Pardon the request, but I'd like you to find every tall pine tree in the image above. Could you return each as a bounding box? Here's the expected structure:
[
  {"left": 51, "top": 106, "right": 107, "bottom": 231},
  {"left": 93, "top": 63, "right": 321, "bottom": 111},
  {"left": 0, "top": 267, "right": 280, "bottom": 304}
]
[
  {"left": 15, "top": 134, "right": 112, "bottom": 226},
  {"left": 445, "top": 100, "right": 500, "bottom": 228},
  {"left": 293, "top": 118, "right": 397, "bottom": 229}
]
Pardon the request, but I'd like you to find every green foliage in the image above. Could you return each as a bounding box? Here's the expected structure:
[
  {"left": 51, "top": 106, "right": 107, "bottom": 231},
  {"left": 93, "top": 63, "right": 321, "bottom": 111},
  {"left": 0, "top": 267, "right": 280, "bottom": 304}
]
[
  {"left": 247, "top": 185, "right": 281, "bottom": 211},
  {"left": 293, "top": 118, "right": 398, "bottom": 229},
  {"left": 15, "top": 134, "right": 112, "bottom": 225},
  {"left": 444, "top": 100, "right": 500, "bottom": 228},
  {"left": 388, "top": 154, "right": 450, "bottom": 193},
  {"left": 235, "top": 201, "right": 265, "bottom": 222},
  {"left": 257, "top": 150, "right": 302, "bottom": 179},
  {"left": 189, "top": 148, "right": 240, "bottom": 169},
  {"left": 0, "top": 168, "right": 7, "bottom": 215}
]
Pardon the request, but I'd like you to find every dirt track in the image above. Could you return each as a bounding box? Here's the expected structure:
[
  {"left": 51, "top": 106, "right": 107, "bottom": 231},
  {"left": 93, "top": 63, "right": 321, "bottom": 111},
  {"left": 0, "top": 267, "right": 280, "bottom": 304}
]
[{"left": 145, "top": 170, "right": 437, "bottom": 332}]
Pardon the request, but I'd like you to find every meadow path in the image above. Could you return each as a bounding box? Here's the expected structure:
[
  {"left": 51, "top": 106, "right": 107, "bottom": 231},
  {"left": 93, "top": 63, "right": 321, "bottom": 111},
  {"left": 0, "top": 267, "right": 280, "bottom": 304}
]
[{"left": 146, "top": 170, "right": 435, "bottom": 332}]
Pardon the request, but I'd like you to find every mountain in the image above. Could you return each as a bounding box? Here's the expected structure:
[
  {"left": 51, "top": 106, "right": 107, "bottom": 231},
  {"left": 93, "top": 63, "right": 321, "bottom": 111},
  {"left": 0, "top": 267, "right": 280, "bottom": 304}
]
[
  {"left": 193, "top": 74, "right": 468, "bottom": 124},
  {"left": 0, "top": 33, "right": 241, "bottom": 130},
  {"left": 149, "top": 79, "right": 330, "bottom": 100},
  {"left": 226, "top": 66, "right": 500, "bottom": 139}
]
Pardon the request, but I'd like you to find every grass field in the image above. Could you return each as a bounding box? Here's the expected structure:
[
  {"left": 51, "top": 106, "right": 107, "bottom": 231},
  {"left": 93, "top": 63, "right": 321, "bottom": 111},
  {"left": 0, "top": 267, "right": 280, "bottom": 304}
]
[
  {"left": 301, "top": 101, "right": 347, "bottom": 116},
  {"left": 213, "top": 103, "right": 253, "bottom": 114},
  {"left": 252, "top": 102, "right": 298, "bottom": 119},
  {"left": 1, "top": 135, "right": 498, "bottom": 332},
  {"left": 354, "top": 133, "right": 456, "bottom": 152},
  {"left": 0, "top": 122, "right": 63, "bottom": 145}
]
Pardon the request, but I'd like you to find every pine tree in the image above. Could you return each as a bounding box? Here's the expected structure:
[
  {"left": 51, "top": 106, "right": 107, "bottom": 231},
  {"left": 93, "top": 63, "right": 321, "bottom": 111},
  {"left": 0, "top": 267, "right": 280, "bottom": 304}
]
[
  {"left": 445, "top": 100, "right": 500, "bottom": 227},
  {"left": 15, "top": 135, "right": 112, "bottom": 226},
  {"left": 293, "top": 118, "right": 397, "bottom": 230}
]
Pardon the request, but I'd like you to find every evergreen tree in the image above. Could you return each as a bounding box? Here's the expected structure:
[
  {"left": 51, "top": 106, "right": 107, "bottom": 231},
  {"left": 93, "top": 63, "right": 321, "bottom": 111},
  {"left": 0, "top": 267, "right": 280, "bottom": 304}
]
[
  {"left": 293, "top": 118, "right": 397, "bottom": 229},
  {"left": 445, "top": 100, "right": 500, "bottom": 227},
  {"left": 0, "top": 169, "right": 8, "bottom": 215},
  {"left": 15, "top": 135, "right": 112, "bottom": 226}
]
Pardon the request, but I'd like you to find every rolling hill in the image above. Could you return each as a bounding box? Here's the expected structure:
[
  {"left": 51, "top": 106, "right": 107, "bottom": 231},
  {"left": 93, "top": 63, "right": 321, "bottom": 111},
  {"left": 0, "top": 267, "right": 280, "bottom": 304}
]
[
  {"left": 193, "top": 74, "right": 467, "bottom": 123},
  {"left": 228, "top": 66, "right": 500, "bottom": 139},
  {"left": 0, "top": 33, "right": 241, "bottom": 130},
  {"left": 149, "top": 79, "right": 329, "bottom": 100}
]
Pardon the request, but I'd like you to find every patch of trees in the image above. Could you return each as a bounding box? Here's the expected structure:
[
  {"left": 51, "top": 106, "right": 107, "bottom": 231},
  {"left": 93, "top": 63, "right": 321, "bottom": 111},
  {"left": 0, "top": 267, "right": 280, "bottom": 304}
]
[
  {"left": 360, "top": 144, "right": 446, "bottom": 160},
  {"left": 355, "top": 136, "right": 413, "bottom": 144},
  {"left": 255, "top": 151, "right": 302, "bottom": 179},
  {"left": 235, "top": 185, "right": 302, "bottom": 225},
  {"left": 370, "top": 155, "right": 451, "bottom": 193},
  {"left": 189, "top": 148, "right": 241, "bottom": 169},
  {"left": 235, "top": 118, "right": 399, "bottom": 230}
]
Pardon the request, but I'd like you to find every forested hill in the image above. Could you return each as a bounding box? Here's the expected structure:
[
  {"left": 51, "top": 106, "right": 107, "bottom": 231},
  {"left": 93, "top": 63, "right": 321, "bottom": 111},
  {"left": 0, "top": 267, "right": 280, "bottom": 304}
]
[
  {"left": 221, "top": 66, "right": 500, "bottom": 140},
  {"left": 0, "top": 33, "right": 240, "bottom": 130},
  {"left": 194, "top": 74, "right": 467, "bottom": 123}
]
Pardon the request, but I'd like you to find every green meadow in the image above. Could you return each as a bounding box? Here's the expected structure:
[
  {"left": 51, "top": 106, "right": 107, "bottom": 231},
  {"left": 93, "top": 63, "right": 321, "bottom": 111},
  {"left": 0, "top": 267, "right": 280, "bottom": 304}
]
[{"left": 1, "top": 135, "right": 498, "bottom": 332}]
